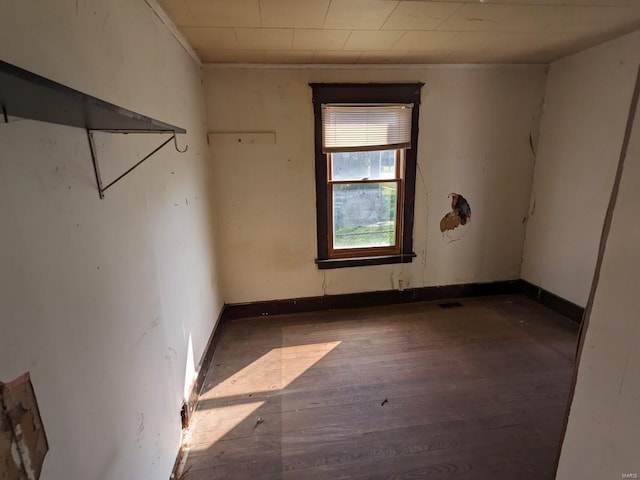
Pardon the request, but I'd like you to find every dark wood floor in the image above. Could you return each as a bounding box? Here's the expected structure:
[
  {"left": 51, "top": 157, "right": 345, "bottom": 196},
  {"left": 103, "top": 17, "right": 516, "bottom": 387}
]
[{"left": 182, "top": 294, "right": 578, "bottom": 480}]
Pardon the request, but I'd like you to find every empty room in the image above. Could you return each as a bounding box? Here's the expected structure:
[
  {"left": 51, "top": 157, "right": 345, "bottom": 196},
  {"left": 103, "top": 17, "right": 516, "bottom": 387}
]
[{"left": 1, "top": 1, "right": 639, "bottom": 479}]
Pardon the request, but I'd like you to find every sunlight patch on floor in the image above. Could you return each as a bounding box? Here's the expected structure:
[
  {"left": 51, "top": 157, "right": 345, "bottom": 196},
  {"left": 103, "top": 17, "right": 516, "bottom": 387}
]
[
  {"left": 200, "top": 341, "right": 342, "bottom": 400},
  {"left": 187, "top": 342, "right": 342, "bottom": 453},
  {"left": 188, "top": 401, "right": 265, "bottom": 451}
]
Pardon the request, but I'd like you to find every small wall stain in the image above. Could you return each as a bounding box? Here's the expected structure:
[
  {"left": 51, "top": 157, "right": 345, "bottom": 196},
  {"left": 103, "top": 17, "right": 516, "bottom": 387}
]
[
  {"left": 136, "top": 413, "right": 144, "bottom": 447},
  {"left": 440, "top": 193, "right": 471, "bottom": 233},
  {"left": 136, "top": 319, "right": 160, "bottom": 345},
  {"left": 529, "top": 131, "right": 537, "bottom": 156}
]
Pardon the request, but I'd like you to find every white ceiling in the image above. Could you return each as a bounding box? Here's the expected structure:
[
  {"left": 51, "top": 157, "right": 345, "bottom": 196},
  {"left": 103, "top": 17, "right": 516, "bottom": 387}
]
[{"left": 157, "top": 0, "right": 640, "bottom": 64}]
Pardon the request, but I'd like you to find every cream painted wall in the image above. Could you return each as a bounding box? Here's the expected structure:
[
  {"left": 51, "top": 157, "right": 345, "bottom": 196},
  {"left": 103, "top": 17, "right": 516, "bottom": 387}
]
[
  {"left": 204, "top": 65, "right": 546, "bottom": 304},
  {"left": 0, "top": 2, "right": 222, "bottom": 479},
  {"left": 521, "top": 31, "right": 640, "bottom": 307},
  {"left": 556, "top": 68, "right": 640, "bottom": 479}
]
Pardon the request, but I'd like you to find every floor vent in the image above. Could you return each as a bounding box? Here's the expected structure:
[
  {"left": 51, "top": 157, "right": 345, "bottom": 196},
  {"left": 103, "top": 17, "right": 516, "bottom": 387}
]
[{"left": 439, "top": 301, "right": 463, "bottom": 309}]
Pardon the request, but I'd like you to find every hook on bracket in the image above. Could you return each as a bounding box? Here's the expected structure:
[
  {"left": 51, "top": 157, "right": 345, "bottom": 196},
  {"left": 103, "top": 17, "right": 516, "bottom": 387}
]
[{"left": 173, "top": 133, "right": 188, "bottom": 153}]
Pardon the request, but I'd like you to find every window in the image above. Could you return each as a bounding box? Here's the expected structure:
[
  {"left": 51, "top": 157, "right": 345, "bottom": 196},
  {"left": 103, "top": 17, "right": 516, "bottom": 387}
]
[{"left": 310, "top": 83, "right": 423, "bottom": 269}]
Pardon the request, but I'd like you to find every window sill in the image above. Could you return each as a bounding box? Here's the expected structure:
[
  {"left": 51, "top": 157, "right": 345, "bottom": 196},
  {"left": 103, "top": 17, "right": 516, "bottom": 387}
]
[{"left": 315, "top": 253, "right": 416, "bottom": 270}]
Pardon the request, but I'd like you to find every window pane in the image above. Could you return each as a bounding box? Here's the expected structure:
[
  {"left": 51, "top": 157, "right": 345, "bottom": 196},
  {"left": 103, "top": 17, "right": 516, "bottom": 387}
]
[
  {"left": 331, "top": 150, "right": 396, "bottom": 181},
  {"left": 333, "top": 182, "right": 398, "bottom": 249}
]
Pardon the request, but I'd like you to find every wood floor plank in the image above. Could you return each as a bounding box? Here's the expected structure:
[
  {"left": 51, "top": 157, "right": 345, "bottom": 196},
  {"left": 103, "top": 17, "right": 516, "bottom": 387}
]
[{"left": 182, "top": 295, "right": 577, "bottom": 480}]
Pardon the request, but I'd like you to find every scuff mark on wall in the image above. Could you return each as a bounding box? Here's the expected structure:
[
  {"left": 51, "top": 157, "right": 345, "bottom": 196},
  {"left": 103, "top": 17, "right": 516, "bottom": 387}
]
[
  {"left": 391, "top": 266, "right": 409, "bottom": 291},
  {"left": 440, "top": 193, "right": 471, "bottom": 232},
  {"left": 136, "top": 318, "right": 160, "bottom": 345},
  {"left": 416, "top": 162, "right": 429, "bottom": 287},
  {"left": 1, "top": 373, "right": 48, "bottom": 480},
  {"left": 529, "top": 94, "right": 544, "bottom": 164},
  {"left": 321, "top": 271, "right": 332, "bottom": 296},
  {"left": 529, "top": 131, "right": 537, "bottom": 156},
  {"left": 137, "top": 413, "right": 145, "bottom": 448},
  {"left": 528, "top": 190, "right": 536, "bottom": 218}
]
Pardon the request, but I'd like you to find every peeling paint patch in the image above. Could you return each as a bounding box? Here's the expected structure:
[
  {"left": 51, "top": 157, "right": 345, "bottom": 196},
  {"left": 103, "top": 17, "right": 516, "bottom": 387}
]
[
  {"left": 1, "top": 373, "right": 48, "bottom": 480},
  {"left": 440, "top": 193, "right": 471, "bottom": 233}
]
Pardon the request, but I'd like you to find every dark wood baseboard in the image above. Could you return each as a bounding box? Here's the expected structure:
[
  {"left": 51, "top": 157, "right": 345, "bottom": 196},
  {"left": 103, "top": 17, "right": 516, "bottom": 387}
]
[
  {"left": 222, "top": 280, "right": 523, "bottom": 320},
  {"left": 221, "top": 279, "right": 585, "bottom": 325},
  {"left": 518, "top": 280, "right": 584, "bottom": 324}
]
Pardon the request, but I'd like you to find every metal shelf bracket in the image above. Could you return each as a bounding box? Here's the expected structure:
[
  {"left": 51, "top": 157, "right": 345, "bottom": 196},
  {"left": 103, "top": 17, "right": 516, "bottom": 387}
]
[
  {"left": 1, "top": 60, "right": 189, "bottom": 200},
  {"left": 86, "top": 129, "right": 188, "bottom": 199}
]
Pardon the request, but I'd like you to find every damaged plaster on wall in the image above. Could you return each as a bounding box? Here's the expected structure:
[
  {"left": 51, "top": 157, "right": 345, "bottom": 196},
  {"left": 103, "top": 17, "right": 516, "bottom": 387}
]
[
  {"left": 440, "top": 193, "right": 471, "bottom": 243},
  {"left": 1, "top": 373, "right": 48, "bottom": 480}
]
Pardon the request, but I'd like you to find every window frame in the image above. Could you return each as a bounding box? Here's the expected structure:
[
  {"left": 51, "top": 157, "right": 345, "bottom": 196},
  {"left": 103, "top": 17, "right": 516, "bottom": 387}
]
[{"left": 310, "top": 83, "right": 423, "bottom": 269}]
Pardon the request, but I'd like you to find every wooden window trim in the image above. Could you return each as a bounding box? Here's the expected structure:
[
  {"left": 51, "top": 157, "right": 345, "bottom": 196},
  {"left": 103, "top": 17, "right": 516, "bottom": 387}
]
[{"left": 311, "top": 83, "right": 423, "bottom": 269}]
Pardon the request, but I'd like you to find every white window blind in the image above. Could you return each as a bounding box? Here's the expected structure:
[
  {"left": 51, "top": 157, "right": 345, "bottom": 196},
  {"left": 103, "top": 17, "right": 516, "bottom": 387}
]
[{"left": 321, "top": 104, "right": 413, "bottom": 153}]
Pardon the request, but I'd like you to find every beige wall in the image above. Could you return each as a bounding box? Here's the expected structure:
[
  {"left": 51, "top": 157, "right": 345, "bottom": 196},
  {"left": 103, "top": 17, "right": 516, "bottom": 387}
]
[
  {"left": 521, "top": 31, "right": 640, "bottom": 307},
  {"left": 557, "top": 66, "right": 640, "bottom": 480},
  {"left": 0, "top": 1, "right": 222, "bottom": 479},
  {"left": 205, "top": 65, "right": 546, "bottom": 304},
  {"left": 543, "top": 33, "right": 640, "bottom": 480}
]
